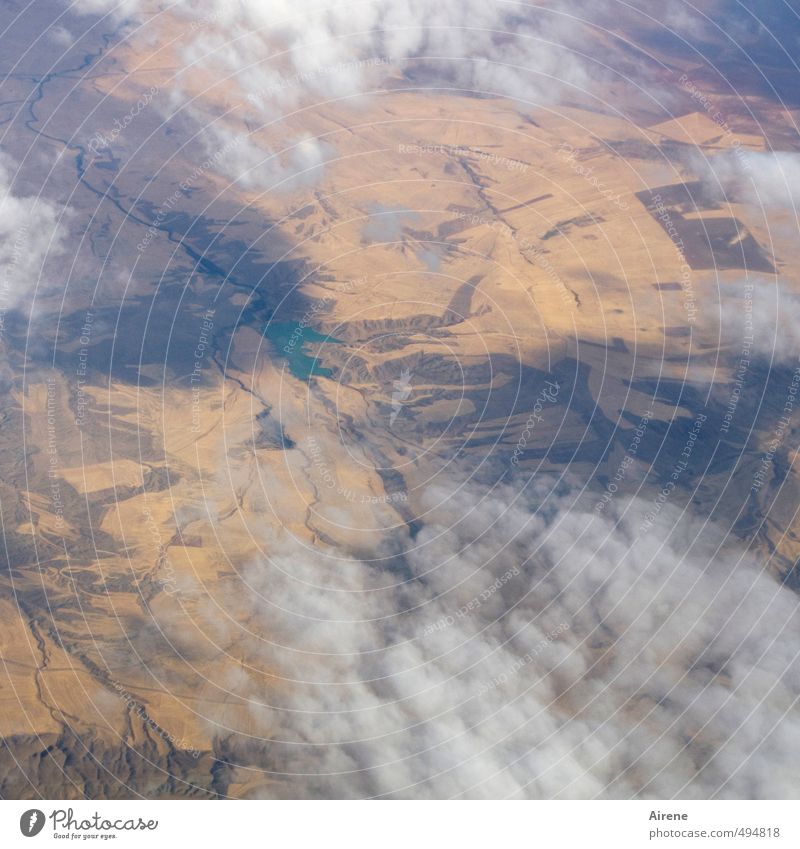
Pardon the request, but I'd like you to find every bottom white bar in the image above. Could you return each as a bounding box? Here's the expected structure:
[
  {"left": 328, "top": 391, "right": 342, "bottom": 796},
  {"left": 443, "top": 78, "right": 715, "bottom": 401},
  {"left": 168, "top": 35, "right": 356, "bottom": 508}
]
[{"left": 1, "top": 800, "right": 796, "bottom": 848}]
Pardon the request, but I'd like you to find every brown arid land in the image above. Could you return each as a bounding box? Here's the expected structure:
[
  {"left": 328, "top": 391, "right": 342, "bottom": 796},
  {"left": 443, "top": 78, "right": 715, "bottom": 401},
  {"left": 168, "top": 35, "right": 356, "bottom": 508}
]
[{"left": 1, "top": 0, "right": 800, "bottom": 799}]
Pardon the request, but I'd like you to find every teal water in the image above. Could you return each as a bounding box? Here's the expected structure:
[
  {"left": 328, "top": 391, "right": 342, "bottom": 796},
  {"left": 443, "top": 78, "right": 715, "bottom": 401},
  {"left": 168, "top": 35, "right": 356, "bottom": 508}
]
[{"left": 263, "top": 322, "right": 341, "bottom": 380}]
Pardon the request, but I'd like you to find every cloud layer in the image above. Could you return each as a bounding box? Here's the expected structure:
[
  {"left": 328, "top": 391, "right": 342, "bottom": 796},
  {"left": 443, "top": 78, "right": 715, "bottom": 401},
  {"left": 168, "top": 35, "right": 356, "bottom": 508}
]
[
  {"left": 74, "top": 0, "right": 607, "bottom": 109},
  {"left": 190, "top": 478, "right": 800, "bottom": 798}
]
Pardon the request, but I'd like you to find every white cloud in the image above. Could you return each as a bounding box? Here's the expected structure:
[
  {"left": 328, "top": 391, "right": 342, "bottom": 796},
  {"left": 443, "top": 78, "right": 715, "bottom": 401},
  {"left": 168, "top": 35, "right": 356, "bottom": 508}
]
[
  {"left": 201, "top": 124, "right": 331, "bottom": 191},
  {"left": 0, "top": 150, "right": 68, "bottom": 317},
  {"left": 703, "top": 276, "right": 800, "bottom": 364},
  {"left": 187, "top": 478, "right": 800, "bottom": 798},
  {"left": 72, "top": 0, "right": 598, "bottom": 111},
  {"left": 49, "top": 25, "right": 75, "bottom": 47},
  {"left": 701, "top": 150, "right": 800, "bottom": 211}
]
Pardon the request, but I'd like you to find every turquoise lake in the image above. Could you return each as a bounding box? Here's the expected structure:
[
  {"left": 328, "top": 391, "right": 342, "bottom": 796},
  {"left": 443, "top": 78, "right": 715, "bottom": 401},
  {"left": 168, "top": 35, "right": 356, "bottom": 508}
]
[{"left": 262, "top": 322, "right": 341, "bottom": 380}]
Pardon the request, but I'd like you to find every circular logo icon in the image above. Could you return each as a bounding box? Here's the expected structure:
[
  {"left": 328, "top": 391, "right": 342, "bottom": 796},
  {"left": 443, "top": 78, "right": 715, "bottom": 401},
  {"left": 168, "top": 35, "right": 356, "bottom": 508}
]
[{"left": 19, "top": 810, "right": 45, "bottom": 837}]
